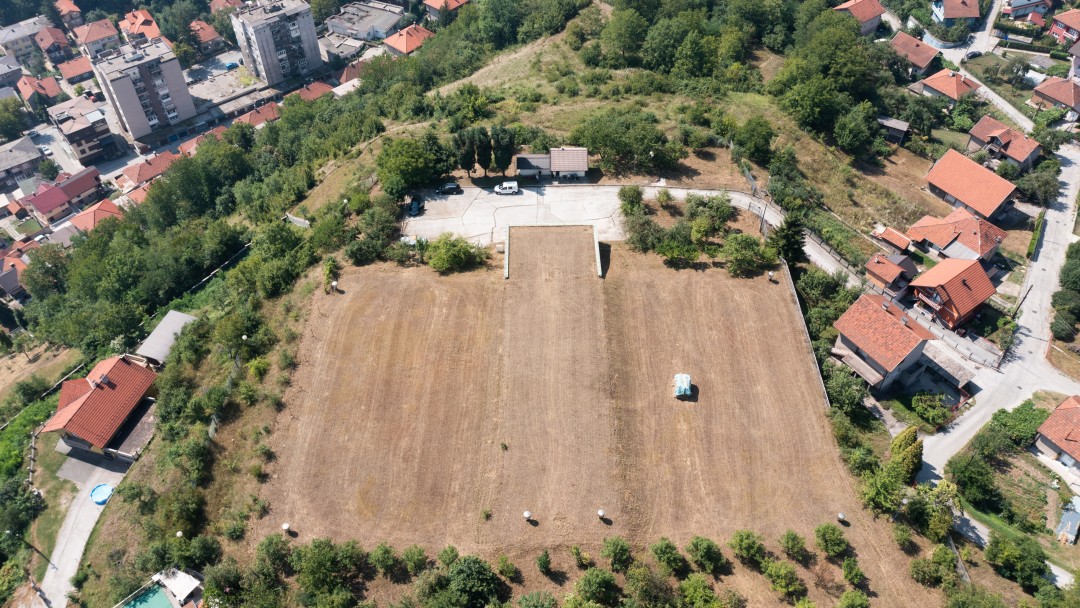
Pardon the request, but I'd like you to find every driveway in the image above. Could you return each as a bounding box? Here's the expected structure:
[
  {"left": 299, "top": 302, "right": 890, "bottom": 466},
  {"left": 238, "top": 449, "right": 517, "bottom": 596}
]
[{"left": 37, "top": 444, "right": 129, "bottom": 608}]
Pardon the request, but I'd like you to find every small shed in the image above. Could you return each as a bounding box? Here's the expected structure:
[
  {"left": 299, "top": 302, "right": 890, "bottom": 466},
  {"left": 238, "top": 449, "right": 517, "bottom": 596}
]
[
  {"left": 136, "top": 310, "right": 197, "bottom": 366},
  {"left": 549, "top": 147, "right": 588, "bottom": 177},
  {"left": 1056, "top": 497, "right": 1080, "bottom": 544},
  {"left": 516, "top": 154, "right": 550, "bottom": 177},
  {"left": 877, "top": 116, "right": 911, "bottom": 144},
  {"left": 674, "top": 373, "right": 691, "bottom": 399}
]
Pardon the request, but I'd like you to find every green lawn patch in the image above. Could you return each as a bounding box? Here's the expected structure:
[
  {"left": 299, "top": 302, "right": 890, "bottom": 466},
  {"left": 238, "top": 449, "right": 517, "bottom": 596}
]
[
  {"left": 961, "top": 54, "right": 1038, "bottom": 119},
  {"left": 16, "top": 219, "right": 41, "bottom": 235},
  {"left": 30, "top": 433, "right": 76, "bottom": 581}
]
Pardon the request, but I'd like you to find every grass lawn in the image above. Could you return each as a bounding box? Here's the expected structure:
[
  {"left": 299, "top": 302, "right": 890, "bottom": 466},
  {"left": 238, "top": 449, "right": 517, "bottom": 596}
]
[
  {"left": 877, "top": 392, "right": 939, "bottom": 434},
  {"left": 30, "top": 433, "right": 76, "bottom": 581},
  {"left": 908, "top": 248, "right": 938, "bottom": 269},
  {"left": 962, "top": 54, "right": 1038, "bottom": 119},
  {"left": 931, "top": 128, "right": 970, "bottom": 150},
  {"left": 16, "top": 218, "right": 41, "bottom": 235}
]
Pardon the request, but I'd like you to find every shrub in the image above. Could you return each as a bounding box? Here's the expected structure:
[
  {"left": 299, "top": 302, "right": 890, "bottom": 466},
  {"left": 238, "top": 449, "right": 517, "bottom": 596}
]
[
  {"left": 370, "top": 542, "right": 397, "bottom": 577},
  {"left": 893, "top": 523, "right": 914, "bottom": 551},
  {"left": 1051, "top": 311, "right": 1076, "bottom": 340},
  {"left": 837, "top": 590, "right": 870, "bottom": 608},
  {"left": 536, "top": 550, "right": 551, "bottom": 574},
  {"left": 842, "top": 557, "right": 864, "bottom": 586},
  {"left": 497, "top": 555, "right": 517, "bottom": 579},
  {"left": 519, "top": 591, "right": 557, "bottom": 608},
  {"left": 985, "top": 530, "right": 1049, "bottom": 590},
  {"left": 685, "top": 536, "right": 728, "bottom": 575},
  {"left": 729, "top": 530, "right": 766, "bottom": 569},
  {"left": 438, "top": 545, "right": 459, "bottom": 568},
  {"left": 571, "top": 545, "right": 593, "bottom": 569},
  {"left": 910, "top": 558, "right": 944, "bottom": 587},
  {"left": 763, "top": 559, "right": 805, "bottom": 599},
  {"left": 651, "top": 537, "right": 689, "bottom": 578},
  {"left": 426, "top": 234, "right": 489, "bottom": 273},
  {"left": 679, "top": 573, "right": 717, "bottom": 608},
  {"left": 656, "top": 188, "right": 673, "bottom": 207},
  {"left": 247, "top": 357, "right": 270, "bottom": 381},
  {"left": 912, "top": 392, "right": 950, "bottom": 426},
  {"left": 601, "top": 536, "right": 633, "bottom": 573},
  {"left": 779, "top": 530, "right": 809, "bottom": 563},
  {"left": 733, "top": 116, "right": 775, "bottom": 165},
  {"left": 720, "top": 233, "right": 777, "bottom": 277},
  {"left": 618, "top": 185, "right": 644, "bottom": 216},
  {"left": 403, "top": 545, "right": 428, "bottom": 575},
  {"left": 447, "top": 555, "right": 500, "bottom": 608},
  {"left": 814, "top": 524, "right": 849, "bottom": 559},
  {"left": 575, "top": 568, "right": 620, "bottom": 606}
]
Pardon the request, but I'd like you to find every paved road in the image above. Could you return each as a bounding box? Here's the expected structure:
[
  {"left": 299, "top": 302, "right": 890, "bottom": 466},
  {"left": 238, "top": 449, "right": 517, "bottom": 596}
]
[{"left": 36, "top": 446, "right": 128, "bottom": 608}]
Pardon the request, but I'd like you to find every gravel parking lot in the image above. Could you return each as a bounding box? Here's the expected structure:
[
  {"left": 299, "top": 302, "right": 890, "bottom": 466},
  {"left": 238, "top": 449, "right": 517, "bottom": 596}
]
[{"left": 400, "top": 185, "right": 624, "bottom": 245}]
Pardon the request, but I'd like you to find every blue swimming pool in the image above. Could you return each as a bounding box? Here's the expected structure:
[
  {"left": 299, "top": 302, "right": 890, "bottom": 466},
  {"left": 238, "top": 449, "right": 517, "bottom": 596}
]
[{"left": 123, "top": 585, "right": 173, "bottom": 608}]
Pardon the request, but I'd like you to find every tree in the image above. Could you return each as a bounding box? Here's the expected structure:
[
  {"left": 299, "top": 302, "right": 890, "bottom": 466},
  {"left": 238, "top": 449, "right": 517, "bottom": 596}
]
[
  {"left": 376, "top": 137, "right": 438, "bottom": 198},
  {"left": 519, "top": 592, "right": 557, "bottom": 608},
  {"left": 733, "top": 117, "right": 775, "bottom": 165},
  {"left": 779, "top": 530, "right": 809, "bottom": 563},
  {"left": 943, "top": 585, "right": 1008, "bottom": 608},
  {"left": 490, "top": 125, "right": 516, "bottom": 174},
  {"left": 425, "top": 234, "right": 489, "bottom": 273},
  {"left": 837, "top": 590, "right": 870, "bottom": 608},
  {"left": 984, "top": 530, "right": 1049, "bottom": 590},
  {"left": 834, "top": 101, "right": 878, "bottom": 157},
  {"left": 825, "top": 364, "right": 868, "bottom": 415},
  {"left": 814, "top": 524, "right": 849, "bottom": 559},
  {"left": 311, "top": 0, "right": 341, "bottom": 23},
  {"left": 624, "top": 563, "right": 677, "bottom": 608},
  {"left": 685, "top": 536, "right": 728, "bottom": 575},
  {"left": 600, "top": 9, "right": 649, "bottom": 67},
  {"left": 729, "top": 530, "right": 766, "bottom": 568},
  {"left": 996, "top": 161, "right": 1019, "bottom": 180},
  {"left": 842, "top": 557, "right": 864, "bottom": 586},
  {"left": 478, "top": 0, "right": 523, "bottom": 48},
  {"left": 763, "top": 559, "right": 806, "bottom": 599},
  {"left": 472, "top": 127, "right": 493, "bottom": 176},
  {"left": 679, "top": 574, "right": 717, "bottom": 608},
  {"left": 641, "top": 18, "right": 691, "bottom": 72},
  {"left": 650, "top": 537, "right": 689, "bottom": 578},
  {"left": 575, "top": 567, "right": 620, "bottom": 606},
  {"left": 721, "top": 233, "right": 776, "bottom": 277},
  {"left": 38, "top": 158, "right": 59, "bottom": 181},
  {"left": 780, "top": 75, "right": 845, "bottom": 133},
  {"left": 891, "top": 439, "right": 924, "bottom": 485},
  {"left": 671, "top": 30, "right": 716, "bottom": 80},
  {"left": 0, "top": 97, "right": 24, "bottom": 143},
  {"left": 370, "top": 542, "right": 397, "bottom": 577},
  {"left": 439, "top": 545, "right": 460, "bottom": 568},
  {"left": 1016, "top": 169, "right": 1060, "bottom": 206},
  {"left": 767, "top": 214, "right": 806, "bottom": 264},
  {"left": 453, "top": 130, "right": 477, "bottom": 175},
  {"left": 536, "top": 550, "right": 551, "bottom": 575},
  {"left": 570, "top": 107, "right": 683, "bottom": 174},
  {"left": 860, "top": 466, "right": 903, "bottom": 512},
  {"left": 601, "top": 536, "right": 632, "bottom": 573},
  {"left": 891, "top": 426, "right": 918, "bottom": 457},
  {"left": 448, "top": 555, "right": 500, "bottom": 608}
]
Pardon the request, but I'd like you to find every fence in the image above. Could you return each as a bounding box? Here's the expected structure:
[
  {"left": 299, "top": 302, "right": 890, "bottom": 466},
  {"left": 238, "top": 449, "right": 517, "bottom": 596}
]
[
  {"left": 803, "top": 230, "right": 863, "bottom": 279},
  {"left": 779, "top": 260, "right": 833, "bottom": 412}
]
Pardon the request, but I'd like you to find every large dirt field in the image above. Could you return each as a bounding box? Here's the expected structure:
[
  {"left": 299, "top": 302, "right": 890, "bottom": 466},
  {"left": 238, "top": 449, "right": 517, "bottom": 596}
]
[{"left": 256, "top": 227, "right": 938, "bottom": 606}]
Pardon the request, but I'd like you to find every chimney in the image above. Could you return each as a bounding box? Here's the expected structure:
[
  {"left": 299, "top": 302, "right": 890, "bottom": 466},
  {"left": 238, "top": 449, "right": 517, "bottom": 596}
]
[
  {"left": 901, "top": 316, "right": 909, "bottom": 325},
  {"left": 882, "top": 302, "right": 890, "bottom": 311},
  {"left": 962, "top": 278, "right": 970, "bottom": 288}
]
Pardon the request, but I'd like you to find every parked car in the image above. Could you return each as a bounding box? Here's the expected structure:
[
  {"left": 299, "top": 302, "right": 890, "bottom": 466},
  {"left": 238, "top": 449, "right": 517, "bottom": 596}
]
[
  {"left": 225, "top": 62, "right": 239, "bottom": 70},
  {"left": 494, "top": 181, "right": 519, "bottom": 195},
  {"left": 965, "top": 51, "right": 982, "bottom": 60},
  {"left": 435, "top": 182, "right": 463, "bottom": 195},
  {"left": 407, "top": 195, "right": 424, "bottom": 217},
  {"left": 38, "top": 145, "right": 52, "bottom": 156}
]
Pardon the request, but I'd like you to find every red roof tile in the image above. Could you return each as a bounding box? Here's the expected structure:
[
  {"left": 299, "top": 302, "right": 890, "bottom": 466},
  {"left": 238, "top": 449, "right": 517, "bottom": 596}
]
[
  {"left": 865, "top": 253, "right": 905, "bottom": 284},
  {"left": 120, "top": 9, "right": 161, "bottom": 40},
  {"left": 1039, "top": 396, "right": 1080, "bottom": 462},
  {"left": 833, "top": 0, "right": 886, "bottom": 23},
  {"left": 42, "top": 355, "right": 156, "bottom": 449},
  {"left": 910, "top": 258, "right": 996, "bottom": 320},
  {"left": 190, "top": 20, "right": 220, "bottom": 44},
  {"left": 967, "top": 115, "right": 1041, "bottom": 164},
  {"left": 941, "top": 0, "right": 979, "bottom": 19},
  {"left": 34, "top": 27, "right": 69, "bottom": 52},
  {"left": 1054, "top": 8, "right": 1080, "bottom": 31},
  {"left": 834, "top": 294, "right": 935, "bottom": 372},
  {"left": 926, "top": 149, "right": 1015, "bottom": 219},
  {"left": 127, "top": 181, "right": 152, "bottom": 204},
  {"left": 69, "top": 199, "right": 121, "bottom": 232},
  {"left": 121, "top": 152, "right": 179, "bottom": 187},
  {"left": 922, "top": 68, "right": 981, "bottom": 101},
  {"left": 73, "top": 19, "right": 118, "bottom": 45},
  {"left": 234, "top": 103, "right": 280, "bottom": 127},
  {"left": 384, "top": 24, "right": 434, "bottom": 55},
  {"left": 907, "top": 207, "right": 1006, "bottom": 259},
  {"left": 17, "top": 75, "right": 62, "bottom": 102},
  {"left": 423, "top": 0, "right": 470, "bottom": 10},
  {"left": 57, "top": 55, "right": 92, "bottom": 81},
  {"left": 1033, "top": 75, "right": 1080, "bottom": 109},
  {"left": 890, "top": 32, "right": 939, "bottom": 70},
  {"left": 55, "top": 0, "right": 81, "bottom": 17},
  {"left": 872, "top": 226, "right": 912, "bottom": 250},
  {"left": 288, "top": 81, "right": 335, "bottom": 102}
]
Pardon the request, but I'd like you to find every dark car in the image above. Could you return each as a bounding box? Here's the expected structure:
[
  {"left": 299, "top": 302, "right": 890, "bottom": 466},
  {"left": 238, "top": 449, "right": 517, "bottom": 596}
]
[
  {"left": 435, "top": 182, "right": 463, "bottom": 195},
  {"left": 965, "top": 51, "right": 982, "bottom": 60},
  {"left": 407, "top": 195, "right": 424, "bottom": 217}
]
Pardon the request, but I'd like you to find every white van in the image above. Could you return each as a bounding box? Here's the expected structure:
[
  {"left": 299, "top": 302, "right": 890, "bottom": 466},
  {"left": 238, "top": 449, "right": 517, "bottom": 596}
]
[{"left": 494, "top": 181, "right": 519, "bottom": 195}]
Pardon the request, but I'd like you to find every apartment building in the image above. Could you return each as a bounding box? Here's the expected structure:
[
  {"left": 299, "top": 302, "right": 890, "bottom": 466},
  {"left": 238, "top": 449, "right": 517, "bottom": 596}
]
[
  {"left": 231, "top": 0, "right": 322, "bottom": 86},
  {"left": 48, "top": 95, "right": 121, "bottom": 164},
  {"left": 93, "top": 38, "right": 196, "bottom": 140},
  {"left": 0, "top": 16, "right": 53, "bottom": 64}
]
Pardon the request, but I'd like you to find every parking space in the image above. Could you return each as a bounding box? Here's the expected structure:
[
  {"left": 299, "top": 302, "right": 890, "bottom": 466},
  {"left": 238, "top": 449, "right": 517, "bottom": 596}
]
[
  {"left": 401, "top": 185, "right": 624, "bottom": 245},
  {"left": 30, "top": 125, "right": 83, "bottom": 175},
  {"left": 184, "top": 50, "right": 243, "bottom": 84}
]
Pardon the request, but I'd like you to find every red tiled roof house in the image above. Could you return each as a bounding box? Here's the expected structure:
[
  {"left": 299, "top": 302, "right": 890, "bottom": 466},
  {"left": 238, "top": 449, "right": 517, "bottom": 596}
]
[
  {"left": 119, "top": 9, "right": 161, "bottom": 43},
  {"left": 967, "top": 115, "right": 1041, "bottom": 172},
  {"left": 1051, "top": 9, "right": 1080, "bottom": 45},
  {"left": 17, "top": 75, "right": 63, "bottom": 110},
  {"left": 833, "top": 294, "right": 936, "bottom": 388},
  {"left": 69, "top": 198, "right": 122, "bottom": 232},
  {"left": 233, "top": 103, "right": 280, "bottom": 128},
  {"left": 910, "top": 258, "right": 996, "bottom": 329},
  {"left": 55, "top": 0, "right": 84, "bottom": 29},
  {"left": 921, "top": 69, "right": 981, "bottom": 106},
  {"left": 42, "top": 355, "right": 157, "bottom": 458},
  {"left": 864, "top": 253, "right": 918, "bottom": 297},
  {"left": 926, "top": 149, "right": 1016, "bottom": 220},
  {"left": 907, "top": 207, "right": 1007, "bottom": 262},
  {"left": 871, "top": 226, "right": 913, "bottom": 253},
  {"left": 424, "top": 0, "right": 469, "bottom": 20},
  {"left": 383, "top": 24, "right": 434, "bottom": 56},
  {"left": 191, "top": 20, "right": 224, "bottom": 55},
  {"left": 116, "top": 151, "right": 179, "bottom": 192},
  {"left": 57, "top": 55, "right": 93, "bottom": 83},
  {"left": 1031, "top": 76, "right": 1080, "bottom": 113},
  {"left": 73, "top": 18, "right": 120, "bottom": 57},
  {"left": 932, "top": 0, "right": 980, "bottom": 27},
  {"left": 1036, "top": 395, "right": 1080, "bottom": 474},
  {"left": 833, "top": 0, "right": 886, "bottom": 36},
  {"left": 890, "top": 32, "right": 940, "bottom": 76},
  {"left": 34, "top": 27, "right": 71, "bottom": 64},
  {"left": 20, "top": 167, "right": 102, "bottom": 225}
]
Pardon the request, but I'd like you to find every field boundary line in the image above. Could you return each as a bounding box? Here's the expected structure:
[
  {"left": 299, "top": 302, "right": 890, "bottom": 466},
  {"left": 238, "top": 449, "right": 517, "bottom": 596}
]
[
  {"left": 780, "top": 259, "right": 831, "bottom": 411},
  {"left": 504, "top": 226, "right": 510, "bottom": 279},
  {"left": 592, "top": 225, "right": 602, "bottom": 278}
]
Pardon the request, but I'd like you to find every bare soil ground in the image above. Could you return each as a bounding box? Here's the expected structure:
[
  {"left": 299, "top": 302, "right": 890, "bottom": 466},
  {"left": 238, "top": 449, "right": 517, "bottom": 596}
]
[
  {"left": 0, "top": 346, "right": 79, "bottom": 406},
  {"left": 255, "top": 227, "right": 937, "bottom": 606}
]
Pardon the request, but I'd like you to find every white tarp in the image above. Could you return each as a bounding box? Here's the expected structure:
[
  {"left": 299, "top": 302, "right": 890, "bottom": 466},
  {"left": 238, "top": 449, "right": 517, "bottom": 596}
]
[
  {"left": 674, "top": 374, "right": 691, "bottom": 397},
  {"left": 153, "top": 568, "right": 200, "bottom": 603}
]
